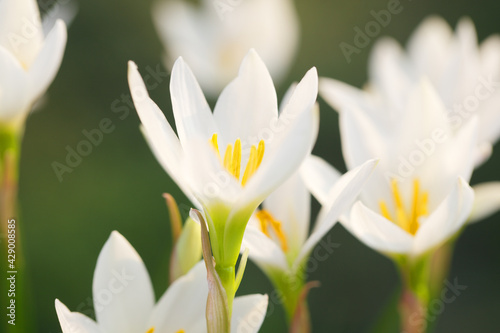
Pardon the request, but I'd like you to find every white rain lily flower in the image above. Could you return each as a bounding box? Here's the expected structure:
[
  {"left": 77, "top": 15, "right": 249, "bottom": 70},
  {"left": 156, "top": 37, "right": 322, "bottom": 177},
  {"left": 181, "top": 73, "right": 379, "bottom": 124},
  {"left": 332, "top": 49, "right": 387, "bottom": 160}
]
[
  {"left": 152, "top": 0, "right": 299, "bottom": 97},
  {"left": 242, "top": 158, "right": 376, "bottom": 319},
  {"left": 128, "top": 49, "right": 318, "bottom": 280},
  {"left": 319, "top": 78, "right": 477, "bottom": 258},
  {"left": 0, "top": 0, "right": 67, "bottom": 127},
  {"left": 55, "top": 231, "right": 268, "bottom": 333},
  {"left": 367, "top": 16, "right": 500, "bottom": 165}
]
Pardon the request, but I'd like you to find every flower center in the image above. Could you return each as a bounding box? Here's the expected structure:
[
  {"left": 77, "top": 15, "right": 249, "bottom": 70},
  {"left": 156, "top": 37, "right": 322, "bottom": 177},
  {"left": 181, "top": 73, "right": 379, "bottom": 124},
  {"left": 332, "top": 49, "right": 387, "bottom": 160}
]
[
  {"left": 210, "top": 133, "right": 265, "bottom": 186},
  {"left": 378, "top": 179, "right": 429, "bottom": 235},
  {"left": 256, "top": 210, "right": 288, "bottom": 252}
]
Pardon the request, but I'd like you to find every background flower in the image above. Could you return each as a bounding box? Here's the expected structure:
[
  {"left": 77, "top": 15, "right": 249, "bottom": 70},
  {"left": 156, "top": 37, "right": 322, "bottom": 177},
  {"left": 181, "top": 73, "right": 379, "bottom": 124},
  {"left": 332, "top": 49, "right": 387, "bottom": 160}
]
[
  {"left": 55, "top": 231, "right": 268, "bottom": 333},
  {"left": 152, "top": 0, "right": 299, "bottom": 98},
  {"left": 0, "top": 0, "right": 67, "bottom": 127}
]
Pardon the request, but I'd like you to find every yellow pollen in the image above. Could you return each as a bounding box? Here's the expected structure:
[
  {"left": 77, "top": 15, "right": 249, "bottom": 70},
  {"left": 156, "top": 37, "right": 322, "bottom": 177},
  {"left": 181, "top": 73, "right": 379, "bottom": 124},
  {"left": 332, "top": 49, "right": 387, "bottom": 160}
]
[
  {"left": 145, "top": 328, "right": 155, "bottom": 333},
  {"left": 176, "top": 330, "right": 185, "bottom": 333},
  {"left": 379, "top": 179, "right": 429, "bottom": 235},
  {"left": 210, "top": 133, "right": 264, "bottom": 186},
  {"left": 256, "top": 210, "right": 288, "bottom": 252}
]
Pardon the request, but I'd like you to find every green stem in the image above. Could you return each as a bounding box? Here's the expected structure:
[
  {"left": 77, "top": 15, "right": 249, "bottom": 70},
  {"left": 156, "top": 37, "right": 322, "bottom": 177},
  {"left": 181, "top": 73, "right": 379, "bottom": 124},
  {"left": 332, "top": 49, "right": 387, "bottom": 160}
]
[
  {"left": 215, "top": 264, "right": 236, "bottom": 319},
  {"left": 1, "top": 123, "right": 33, "bottom": 333},
  {"left": 272, "top": 270, "right": 305, "bottom": 324},
  {"left": 395, "top": 255, "right": 433, "bottom": 333}
]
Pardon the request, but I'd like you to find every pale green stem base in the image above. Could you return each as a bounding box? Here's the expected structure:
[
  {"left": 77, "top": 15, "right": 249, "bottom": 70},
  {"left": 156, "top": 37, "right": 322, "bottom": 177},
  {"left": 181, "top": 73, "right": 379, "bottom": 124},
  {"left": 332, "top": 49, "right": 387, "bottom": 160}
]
[{"left": 216, "top": 264, "right": 236, "bottom": 320}]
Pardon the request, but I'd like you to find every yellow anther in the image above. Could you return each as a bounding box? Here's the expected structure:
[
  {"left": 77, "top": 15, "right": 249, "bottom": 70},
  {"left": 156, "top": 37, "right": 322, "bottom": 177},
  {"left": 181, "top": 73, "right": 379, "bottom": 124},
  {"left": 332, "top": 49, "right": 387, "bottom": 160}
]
[
  {"left": 391, "top": 179, "right": 405, "bottom": 211},
  {"left": 380, "top": 179, "right": 429, "bottom": 236},
  {"left": 175, "top": 330, "right": 185, "bottom": 333},
  {"left": 145, "top": 328, "right": 155, "bottom": 333},
  {"left": 232, "top": 139, "right": 241, "bottom": 179},
  {"left": 379, "top": 201, "right": 393, "bottom": 221},
  {"left": 210, "top": 133, "right": 220, "bottom": 157},
  {"left": 256, "top": 210, "right": 288, "bottom": 252},
  {"left": 210, "top": 133, "right": 265, "bottom": 186},
  {"left": 223, "top": 143, "right": 233, "bottom": 172},
  {"left": 419, "top": 193, "right": 429, "bottom": 217},
  {"left": 242, "top": 140, "right": 265, "bottom": 186}
]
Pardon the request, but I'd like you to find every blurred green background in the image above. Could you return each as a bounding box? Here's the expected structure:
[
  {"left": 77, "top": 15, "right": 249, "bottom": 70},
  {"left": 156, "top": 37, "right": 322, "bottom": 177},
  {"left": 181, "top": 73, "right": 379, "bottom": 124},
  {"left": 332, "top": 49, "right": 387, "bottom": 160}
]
[{"left": 9, "top": 0, "right": 500, "bottom": 331}]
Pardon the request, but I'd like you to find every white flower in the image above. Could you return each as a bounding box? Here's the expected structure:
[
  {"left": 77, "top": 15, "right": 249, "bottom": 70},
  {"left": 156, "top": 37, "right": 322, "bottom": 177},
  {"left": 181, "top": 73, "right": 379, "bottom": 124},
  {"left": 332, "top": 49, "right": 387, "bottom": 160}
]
[
  {"left": 319, "top": 78, "right": 477, "bottom": 258},
  {"left": 367, "top": 16, "right": 500, "bottom": 165},
  {"left": 55, "top": 231, "right": 268, "bottom": 333},
  {"left": 128, "top": 49, "right": 318, "bottom": 270},
  {"left": 152, "top": 0, "right": 299, "bottom": 97},
  {"left": 0, "top": 0, "right": 67, "bottom": 126},
  {"left": 241, "top": 158, "right": 376, "bottom": 317}
]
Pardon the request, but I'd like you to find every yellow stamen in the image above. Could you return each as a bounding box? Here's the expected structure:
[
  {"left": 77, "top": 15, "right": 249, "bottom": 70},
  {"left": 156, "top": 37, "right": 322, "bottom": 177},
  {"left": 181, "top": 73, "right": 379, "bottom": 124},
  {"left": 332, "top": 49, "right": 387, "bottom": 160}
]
[
  {"left": 242, "top": 140, "right": 265, "bottom": 186},
  {"left": 232, "top": 139, "right": 241, "bottom": 179},
  {"left": 210, "top": 133, "right": 265, "bottom": 186},
  {"left": 379, "top": 179, "right": 429, "bottom": 235},
  {"left": 419, "top": 193, "right": 429, "bottom": 217},
  {"left": 256, "top": 210, "right": 288, "bottom": 252},
  {"left": 210, "top": 133, "right": 220, "bottom": 157},
  {"left": 223, "top": 143, "right": 233, "bottom": 172},
  {"left": 175, "top": 330, "right": 185, "bottom": 333},
  {"left": 379, "top": 201, "right": 393, "bottom": 221},
  {"left": 146, "top": 328, "right": 155, "bottom": 333}
]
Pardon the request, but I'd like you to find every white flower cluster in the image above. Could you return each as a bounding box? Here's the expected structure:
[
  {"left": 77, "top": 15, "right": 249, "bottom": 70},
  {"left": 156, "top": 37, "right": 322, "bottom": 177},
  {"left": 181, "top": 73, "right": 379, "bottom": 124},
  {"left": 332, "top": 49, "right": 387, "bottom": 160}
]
[{"left": 1, "top": 0, "right": 499, "bottom": 332}]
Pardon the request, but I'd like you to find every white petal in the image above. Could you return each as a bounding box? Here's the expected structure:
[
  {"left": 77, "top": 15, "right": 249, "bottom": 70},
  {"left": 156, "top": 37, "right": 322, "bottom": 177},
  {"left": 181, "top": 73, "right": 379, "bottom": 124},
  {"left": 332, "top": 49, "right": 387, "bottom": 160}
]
[
  {"left": 319, "top": 77, "right": 375, "bottom": 115},
  {"left": 213, "top": 49, "right": 278, "bottom": 146},
  {"left": 469, "top": 182, "right": 500, "bottom": 224},
  {"left": 242, "top": 225, "right": 289, "bottom": 273},
  {"left": 235, "top": 67, "right": 318, "bottom": 211},
  {"left": 170, "top": 56, "right": 217, "bottom": 145},
  {"left": 231, "top": 294, "right": 269, "bottom": 333},
  {"left": 182, "top": 137, "right": 241, "bottom": 207},
  {"left": 148, "top": 261, "right": 208, "bottom": 332},
  {"left": 42, "top": 0, "right": 78, "bottom": 35},
  {"left": 128, "top": 62, "right": 196, "bottom": 205},
  {"left": 279, "top": 82, "right": 298, "bottom": 113},
  {"left": 295, "top": 159, "right": 378, "bottom": 266},
  {"left": 407, "top": 16, "right": 453, "bottom": 83},
  {"left": 300, "top": 155, "right": 342, "bottom": 206},
  {"left": 368, "top": 37, "right": 412, "bottom": 108},
  {"left": 420, "top": 116, "right": 478, "bottom": 211},
  {"left": 320, "top": 78, "right": 387, "bottom": 173},
  {"left": 474, "top": 142, "right": 493, "bottom": 167},
  {"left": 55, "top": 299, "right": 102, "bottom": 333},
  {"left": 0, "top": 0, "right": 43, "bottom": 68},
  {"left": 346, "top": 201, "right": 414, "bottom": 255},
  {"left": 27, "top": 19, "right": 67, "bottom": 101},
  {"left": 263, "top": 170, "right": 310, "bottom": 252},
  {"left": 413, "top": 177, "right": 474, "bottom": 256},
  {"left": 93, "top": 231, "right": 154, "bottom": 333},
  {"left": 0, "top": 45, "right": 30, "bottom": 121}
]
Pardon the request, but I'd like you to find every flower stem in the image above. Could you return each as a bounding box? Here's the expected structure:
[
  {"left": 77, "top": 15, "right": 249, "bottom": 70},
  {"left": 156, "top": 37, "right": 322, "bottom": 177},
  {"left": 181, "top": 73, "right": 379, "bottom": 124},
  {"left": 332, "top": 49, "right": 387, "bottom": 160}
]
[
  {"left": 215, "top": 264, "right": 236, "bottom": 318},
  {"left": 396, "top": 255, "right": 432, "bottom": 333}
]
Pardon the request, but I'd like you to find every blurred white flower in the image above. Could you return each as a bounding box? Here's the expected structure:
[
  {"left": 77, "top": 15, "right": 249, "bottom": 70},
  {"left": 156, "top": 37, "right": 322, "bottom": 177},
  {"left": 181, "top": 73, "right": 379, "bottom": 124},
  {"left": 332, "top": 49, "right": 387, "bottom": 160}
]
[
  {"left": 128, "top": 49, "right": 318, "bottom": 277},
  {"left": 0, "top": 0, "right": 67, "bottom": 126},
  {"left": 319, "top": 79, "right": 477, "bottom": 258},
  {"left": 55, "top": 231, "right": 268, "bottom": 333},
  {"left": 367, "top": 16, "right": 500, "bottom": 166},
  {"left": 152, "top": 0, "right": 299, "bottom": 98},
  {"left": 242, "top": 159, "right": 376, "bottom": 318}
]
